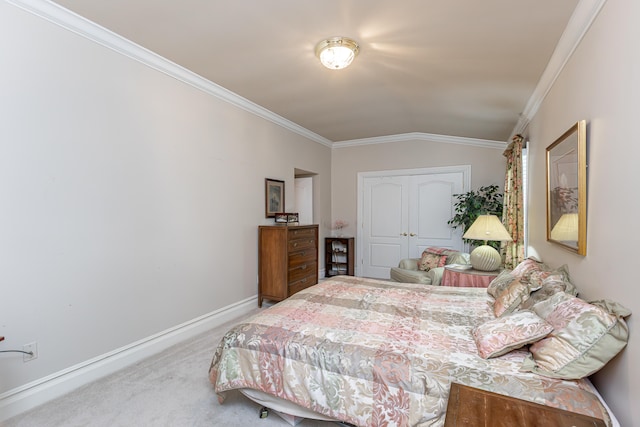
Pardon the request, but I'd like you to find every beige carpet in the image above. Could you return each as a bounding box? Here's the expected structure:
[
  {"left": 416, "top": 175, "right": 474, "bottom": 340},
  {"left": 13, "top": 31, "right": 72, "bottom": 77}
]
[{"left": 4, "top": 309, "right": 339, "bottom": 427}]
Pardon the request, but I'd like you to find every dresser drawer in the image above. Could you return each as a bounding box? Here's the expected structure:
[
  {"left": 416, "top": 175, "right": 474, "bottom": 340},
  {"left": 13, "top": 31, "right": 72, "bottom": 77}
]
[
  {"left": 288, "top": 261, "right": 316, "bottom": 283},
  {"left": 288, "top": 236, "right": 316, "bottom": 252},
  {"left": 288, "top": 275, "right": 315, "bottom": 296},
  {"left": 288, "top": 227, "right": 316, "bottom": 239},
  {"left": 289, "top": 247, "right": 316, "bottom": 266}
]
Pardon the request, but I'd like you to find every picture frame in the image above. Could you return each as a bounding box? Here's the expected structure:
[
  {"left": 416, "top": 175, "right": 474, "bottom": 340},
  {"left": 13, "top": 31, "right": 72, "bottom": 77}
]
[
  {"left": 274, "top": 213, "right": 288, "bottom": 224},
  {"left": 274, "top": 212, "right": 299, "bottom": 225},
  {"left": 546, "top": 120, "right": 587, "bottom": 255},
  {"left": 265, "top": 178, "right": 285, "bottom": 218}
]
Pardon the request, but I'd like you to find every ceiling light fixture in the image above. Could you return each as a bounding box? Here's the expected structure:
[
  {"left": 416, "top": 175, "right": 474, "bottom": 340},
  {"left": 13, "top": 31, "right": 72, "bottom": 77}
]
[{"left": 315, "top": 37, "right": 360, "bottom": 70}]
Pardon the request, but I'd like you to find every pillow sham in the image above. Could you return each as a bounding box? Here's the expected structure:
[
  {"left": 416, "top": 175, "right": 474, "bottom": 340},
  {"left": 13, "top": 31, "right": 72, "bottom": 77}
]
[
  {"left": 473, "top": 310, "right": 553, "bottom": 359},
  {"left": 510, "top": 258, "right": 550, "bottom": 282},
  {"left": 493, "top": 278, "right": 541, "bottom": 317},
  {"left": 520, "top": 272, "right": 578, "bottom": 310},
  {"left": 527, "top": 265, "right": 574, "bottom": 288},
  {"left": 487, "top": 270, "right": 516, "bottom": 299},
  {"left": 523, "top": 292, "right": 631, "bottom": 379}
]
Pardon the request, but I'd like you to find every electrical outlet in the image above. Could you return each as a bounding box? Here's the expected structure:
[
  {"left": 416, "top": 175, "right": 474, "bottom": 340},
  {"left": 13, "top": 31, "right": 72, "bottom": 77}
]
[{"left": 23, "top": 342, "right": 38, "bottom": 362}]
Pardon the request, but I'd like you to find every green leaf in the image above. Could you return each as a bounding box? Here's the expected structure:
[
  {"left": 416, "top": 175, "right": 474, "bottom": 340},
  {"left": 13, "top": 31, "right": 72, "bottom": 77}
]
[{"left": 448, "top": 185, "right": 504, "bottom": 246}]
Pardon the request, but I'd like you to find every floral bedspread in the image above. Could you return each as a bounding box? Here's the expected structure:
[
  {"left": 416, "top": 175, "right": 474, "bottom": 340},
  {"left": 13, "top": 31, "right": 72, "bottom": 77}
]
[{"left": 209, "top": 276, "right": 610, "bottom": 427}]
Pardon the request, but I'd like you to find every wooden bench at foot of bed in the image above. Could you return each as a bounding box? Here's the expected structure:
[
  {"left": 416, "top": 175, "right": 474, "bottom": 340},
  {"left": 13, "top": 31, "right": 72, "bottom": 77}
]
[{"left": 444, "top": 383, "right": 606, "bottom": 427}]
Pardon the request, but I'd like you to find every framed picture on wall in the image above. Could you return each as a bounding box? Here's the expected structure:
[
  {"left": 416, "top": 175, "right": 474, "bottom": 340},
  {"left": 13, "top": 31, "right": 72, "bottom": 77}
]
[{"left": 265, "top": 178, "right": 285, "bottom": 218}]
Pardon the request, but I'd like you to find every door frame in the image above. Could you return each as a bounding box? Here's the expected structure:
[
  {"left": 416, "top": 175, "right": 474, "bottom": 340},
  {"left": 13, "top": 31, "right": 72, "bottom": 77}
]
[{"left": 356, "top": 165, "right": 471, "bottom": 277}]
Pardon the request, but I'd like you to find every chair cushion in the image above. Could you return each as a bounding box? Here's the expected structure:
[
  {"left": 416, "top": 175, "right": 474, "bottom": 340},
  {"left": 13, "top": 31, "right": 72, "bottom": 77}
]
[
  {"left": 389, "top": 267, "right": 432, "bottom": 285},
  {"left": 397, "top": 258, "right": 420, "bottom": 270},
  {"left": 446, "top": 252, "right": 471, "bottom": 265}
]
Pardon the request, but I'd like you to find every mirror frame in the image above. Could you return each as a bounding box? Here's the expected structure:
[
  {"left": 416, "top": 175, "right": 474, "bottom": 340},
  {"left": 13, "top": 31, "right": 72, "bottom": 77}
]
[{"left": 546, "top": 120, "right": 587, "bottom": 255}]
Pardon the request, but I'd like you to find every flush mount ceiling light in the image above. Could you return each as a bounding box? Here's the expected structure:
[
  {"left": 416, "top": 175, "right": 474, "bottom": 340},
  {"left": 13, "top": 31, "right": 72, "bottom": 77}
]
[{"left": 315, "top": 37, "right": 360, "bottom": 70}]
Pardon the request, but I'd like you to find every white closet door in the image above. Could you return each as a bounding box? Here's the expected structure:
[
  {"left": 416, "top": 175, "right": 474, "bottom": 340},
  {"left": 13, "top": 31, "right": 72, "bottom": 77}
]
[
  {"left": 359, "top": 167, "right": 468, "bottom": 279},
  {"left": 409, "top": 172, "right": 464, "bottom": 258},
  {"left": 361, "top": 176, "right": 409, "bottom": 278}
]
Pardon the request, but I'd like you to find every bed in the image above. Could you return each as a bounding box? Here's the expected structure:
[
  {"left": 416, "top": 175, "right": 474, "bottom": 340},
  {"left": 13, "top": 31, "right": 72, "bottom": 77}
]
[{"left": 209, "top": 275, "right": 620, "bottom": 426}]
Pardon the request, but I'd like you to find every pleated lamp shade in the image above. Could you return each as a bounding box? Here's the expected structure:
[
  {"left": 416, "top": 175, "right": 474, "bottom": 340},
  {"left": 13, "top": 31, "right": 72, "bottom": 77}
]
[{"left": 463, "top": 215, "right": 513, "bottom": 271}]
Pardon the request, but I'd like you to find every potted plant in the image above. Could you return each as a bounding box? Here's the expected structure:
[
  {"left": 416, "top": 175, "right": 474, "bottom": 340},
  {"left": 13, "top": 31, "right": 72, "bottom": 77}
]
[{"left": 448, "top": 184, "right": 504, "bottom": 249}]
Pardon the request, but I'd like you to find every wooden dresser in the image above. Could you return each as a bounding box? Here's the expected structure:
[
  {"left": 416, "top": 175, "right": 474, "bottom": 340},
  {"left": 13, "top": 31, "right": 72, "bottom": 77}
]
[{"left": 258, "top": 224, "right": 318, "bottom": 307}]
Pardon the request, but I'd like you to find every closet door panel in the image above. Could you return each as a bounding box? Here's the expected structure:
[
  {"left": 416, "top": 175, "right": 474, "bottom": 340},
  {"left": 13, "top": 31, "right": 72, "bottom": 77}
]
[
  {"left": 362, "top": 176, "right": 408, "bottom": 278},
  {"left": 409, "top": 173, "right": 464, "bottom": 258}
]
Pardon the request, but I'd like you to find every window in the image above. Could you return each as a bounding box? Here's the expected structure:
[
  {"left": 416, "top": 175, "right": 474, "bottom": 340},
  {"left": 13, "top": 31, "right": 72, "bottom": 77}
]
[{"left": 522, "top": 145, "right": 529, "bottom": 253}]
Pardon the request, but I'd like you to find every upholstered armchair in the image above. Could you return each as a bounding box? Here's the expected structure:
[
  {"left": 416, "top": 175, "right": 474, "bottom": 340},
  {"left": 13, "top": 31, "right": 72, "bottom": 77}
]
[{"left": 389, "top": 251, "right": 470, "bottom": 285}]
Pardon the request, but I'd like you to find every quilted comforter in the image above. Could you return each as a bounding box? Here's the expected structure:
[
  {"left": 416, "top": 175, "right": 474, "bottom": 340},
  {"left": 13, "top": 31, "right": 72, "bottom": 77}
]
[{"left": 209, "top": 276, "right": 610, "bottom": 426}]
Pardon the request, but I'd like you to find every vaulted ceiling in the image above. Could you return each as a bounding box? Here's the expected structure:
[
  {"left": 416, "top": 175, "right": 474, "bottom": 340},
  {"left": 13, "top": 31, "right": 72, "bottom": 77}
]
[{"left": 51, "top": 0, "right": 584, "bottom": 144}]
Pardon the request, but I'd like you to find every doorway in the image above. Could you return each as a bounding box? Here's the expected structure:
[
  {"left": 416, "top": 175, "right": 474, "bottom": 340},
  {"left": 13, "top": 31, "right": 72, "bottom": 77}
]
[{"left": 294, "top": 169, "right": 316, "bottom": 225}]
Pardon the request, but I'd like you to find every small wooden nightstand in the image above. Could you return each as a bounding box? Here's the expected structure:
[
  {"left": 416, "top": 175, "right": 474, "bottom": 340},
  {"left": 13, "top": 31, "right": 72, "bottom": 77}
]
[
  {"left": 444, "top": 383, "right": 606, "bottom": 427},
  {"left": 442, "top": 265, "right": 499, "bottom": 288}
]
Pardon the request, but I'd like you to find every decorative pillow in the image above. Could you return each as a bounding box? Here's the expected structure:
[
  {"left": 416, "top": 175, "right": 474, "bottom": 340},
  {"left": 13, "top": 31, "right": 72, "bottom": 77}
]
[
  {"left": 520, "top": 272, "right": 578, "bottom": 310},
  {"left": 493, "top": 278, "right": 541, "bottom": 317},
  {"left": 473, "top": 310, "right": 553, "bottom": 359},
  {"left": 522, "top": 292, "right": 631, "bottom": 379},
  {"left": 487, "top": 270, "right": 516, "bottom": 299},
  {"left": 423, "top": 246, "right": 458, "bottom": 256},
  {"left": 418, "top": 253, "right": 444, "bottom": 271},
  {"left": 418, "top": 247, "right": 457, "bottom": 271},
  {"left": 510, "top": 258, "right": 550, "bottom": 282},
  {"left": 527, "top": 265, "right": 573, "bottom": 288}
]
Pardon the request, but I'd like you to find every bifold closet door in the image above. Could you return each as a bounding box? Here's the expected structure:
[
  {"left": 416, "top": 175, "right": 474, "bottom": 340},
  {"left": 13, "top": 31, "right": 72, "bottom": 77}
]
[{"left": 361, "top": 172, "right": 464, "bottom": 279}]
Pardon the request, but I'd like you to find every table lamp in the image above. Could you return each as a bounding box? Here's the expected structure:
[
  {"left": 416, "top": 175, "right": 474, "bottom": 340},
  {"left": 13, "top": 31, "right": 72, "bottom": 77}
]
[
  {"left": 550, "top": 213, "right": 579, "bottom": 242},
  {"left": 463, "top": 214, "right": 513, "bottom": 271}
]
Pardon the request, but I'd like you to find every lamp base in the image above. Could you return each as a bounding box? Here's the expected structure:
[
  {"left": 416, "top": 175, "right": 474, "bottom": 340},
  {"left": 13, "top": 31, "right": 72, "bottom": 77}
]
[{"left": 469, "top": 245, "right": 502, "bottom": 271}]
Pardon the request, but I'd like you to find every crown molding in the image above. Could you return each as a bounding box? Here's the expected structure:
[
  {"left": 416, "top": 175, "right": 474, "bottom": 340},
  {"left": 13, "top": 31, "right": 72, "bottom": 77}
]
[
  {"left": 333, "top": 132, "right": 507, "bottom": 150},
  {"left": 9, "top": 0, "right": 605, "bottom": 149},
  {"left": 512, "top": 0, "right": 608, "bottom": 136},
  {"left": 6, "top": 0, "right": 334, "bottom": 148}
]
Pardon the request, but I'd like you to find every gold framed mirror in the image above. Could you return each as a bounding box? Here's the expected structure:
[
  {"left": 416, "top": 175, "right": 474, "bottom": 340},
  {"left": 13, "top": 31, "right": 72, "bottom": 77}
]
[{"left": 546, "top": 120, "right": 587, "bottom": 255}]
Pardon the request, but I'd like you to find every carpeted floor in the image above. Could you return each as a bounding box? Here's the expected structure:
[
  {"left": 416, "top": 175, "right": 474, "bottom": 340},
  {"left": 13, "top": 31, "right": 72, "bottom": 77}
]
[{"left": 4, "top": 309, "right": 339, "bottom": 427}]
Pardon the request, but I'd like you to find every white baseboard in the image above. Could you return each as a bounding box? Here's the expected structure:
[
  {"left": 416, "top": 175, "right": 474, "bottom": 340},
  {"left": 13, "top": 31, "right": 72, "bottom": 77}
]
[{"left": 0, "top": 296, "right": 257, "bottom": 422}]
